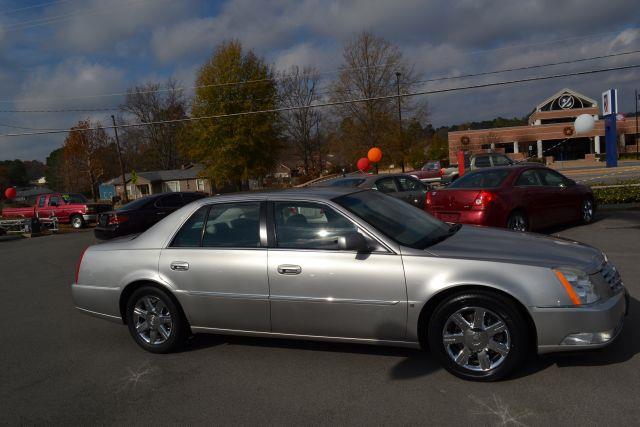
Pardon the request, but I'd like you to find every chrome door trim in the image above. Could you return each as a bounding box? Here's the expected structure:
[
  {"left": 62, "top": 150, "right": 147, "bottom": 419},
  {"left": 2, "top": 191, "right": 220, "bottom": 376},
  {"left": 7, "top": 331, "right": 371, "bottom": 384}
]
[
  {"left": 269, "top": 295, "right": 400, "bottom": 305},
  {"left": 189, "top": 326, "right": 420, "bottom": 348},
  {"left": 176, "top": 290, "right": 269, "bottom": 301}
]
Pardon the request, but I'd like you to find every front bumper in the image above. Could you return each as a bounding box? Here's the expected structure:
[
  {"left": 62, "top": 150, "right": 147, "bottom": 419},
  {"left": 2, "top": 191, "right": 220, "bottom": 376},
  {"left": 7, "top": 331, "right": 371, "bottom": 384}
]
[
  {"left": 532, "top": 290, "right": 628, "bottom": 354},
  {"left": 82, "top": 214, "right": 98, "bottom": 223}
]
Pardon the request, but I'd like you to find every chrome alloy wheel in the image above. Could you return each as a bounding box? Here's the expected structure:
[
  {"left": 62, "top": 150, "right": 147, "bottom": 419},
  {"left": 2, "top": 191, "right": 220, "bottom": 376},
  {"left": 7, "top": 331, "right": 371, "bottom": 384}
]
[
  {"left": 72, "top": 216, "right": 83, "bottom": 229},
  {"left": 442, "top": 306, "right": 511, "bottom": 372},
  {"left": 133, "top": 296, "right": 173, "bottom": 345},
  {"left": 582, "top": 199, "right": 594, "bottom": 222}
]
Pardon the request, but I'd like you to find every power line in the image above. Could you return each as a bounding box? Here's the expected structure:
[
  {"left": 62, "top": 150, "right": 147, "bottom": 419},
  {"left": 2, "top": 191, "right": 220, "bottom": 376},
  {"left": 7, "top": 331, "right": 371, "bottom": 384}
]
[
  {"left": 0, "top": 107, "right": 119, "bottom": 113},
  {"left": 0, "top": 0, "right": 73, "bottom": 15},
  {"left": 0, "top": 63, "right": 638, "bottom": 138},
  {"left": 2, "top": 0, "right": 156, "bottom": 32},
  {"left": 3, "top": 48, "right": 639, "bottom": 106},
  {"left": 0, "top": 122, "right": 57, "bottom": 130}
]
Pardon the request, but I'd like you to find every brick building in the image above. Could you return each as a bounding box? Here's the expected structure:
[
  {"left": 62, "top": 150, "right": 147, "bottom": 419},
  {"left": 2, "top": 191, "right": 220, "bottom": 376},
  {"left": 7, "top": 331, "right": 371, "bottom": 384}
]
[{"left": 448, "top": 88, "right": 639, "bottom": 163}]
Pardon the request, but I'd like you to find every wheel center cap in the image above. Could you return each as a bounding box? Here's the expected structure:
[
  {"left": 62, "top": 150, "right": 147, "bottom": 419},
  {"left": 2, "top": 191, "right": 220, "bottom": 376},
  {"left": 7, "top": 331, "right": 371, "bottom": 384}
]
[
  {"left": 149, "top": 315, "right": 158, "bottom": 327},
  {"left": 464, "top": 329, "right": 488, "bottom": 350}
]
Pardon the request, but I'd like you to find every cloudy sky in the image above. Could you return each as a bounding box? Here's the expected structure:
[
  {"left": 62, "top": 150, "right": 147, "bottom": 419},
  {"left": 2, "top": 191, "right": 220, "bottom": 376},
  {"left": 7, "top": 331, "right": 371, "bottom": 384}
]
[{"left": 0, "top": 0, "right": 639, "bottom": 161}]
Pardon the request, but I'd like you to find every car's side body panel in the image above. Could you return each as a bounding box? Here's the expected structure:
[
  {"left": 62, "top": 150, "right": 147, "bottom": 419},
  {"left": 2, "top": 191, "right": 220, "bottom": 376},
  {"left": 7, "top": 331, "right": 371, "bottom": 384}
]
[
  {"left": 267, "top": 249, "right": 407, "bottom": 340},
  {"left": 159, "top": 247, "right": 271, "bottom": 331}
]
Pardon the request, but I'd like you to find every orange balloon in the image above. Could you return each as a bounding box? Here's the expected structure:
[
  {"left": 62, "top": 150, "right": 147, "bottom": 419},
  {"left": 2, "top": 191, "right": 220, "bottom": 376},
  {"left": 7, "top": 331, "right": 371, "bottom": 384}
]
[{"left": 367, "top": 147, "right": 382, "bottom": 163}]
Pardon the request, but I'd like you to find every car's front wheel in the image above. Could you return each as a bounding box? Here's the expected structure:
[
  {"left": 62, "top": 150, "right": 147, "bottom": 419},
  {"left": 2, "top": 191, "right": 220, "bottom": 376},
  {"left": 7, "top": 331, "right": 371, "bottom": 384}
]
[
  {"left": 125, "top": 286, "right": 187, "bottom": 353},
  {"left": 427, "top": 291, "right": 529, "bottom": 381}
]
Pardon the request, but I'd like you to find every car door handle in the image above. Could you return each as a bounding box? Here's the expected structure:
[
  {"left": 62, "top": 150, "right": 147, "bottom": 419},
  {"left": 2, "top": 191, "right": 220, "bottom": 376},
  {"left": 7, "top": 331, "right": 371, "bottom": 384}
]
[
  {"left": 170, "top": 261, "right": 189, "bottom": 271},
  {"left": 277, "top": 264, "right": 302, "bottom": 275}
]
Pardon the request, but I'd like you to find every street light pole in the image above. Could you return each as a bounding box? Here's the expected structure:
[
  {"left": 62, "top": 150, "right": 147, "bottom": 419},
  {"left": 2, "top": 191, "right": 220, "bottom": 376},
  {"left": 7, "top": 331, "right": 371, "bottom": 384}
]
[
  {"left": 395, "top": 72, "right": 405, "bottom": 172},
  {"left": 111, "top": 115, "right": 129, "bottom": 203}
]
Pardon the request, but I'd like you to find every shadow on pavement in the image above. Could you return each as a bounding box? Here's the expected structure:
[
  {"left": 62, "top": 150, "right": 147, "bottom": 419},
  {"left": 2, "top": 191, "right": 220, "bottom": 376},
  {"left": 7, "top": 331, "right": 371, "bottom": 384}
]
[{"left": 181, "top": 295, "right": 637, "bottom": 381}]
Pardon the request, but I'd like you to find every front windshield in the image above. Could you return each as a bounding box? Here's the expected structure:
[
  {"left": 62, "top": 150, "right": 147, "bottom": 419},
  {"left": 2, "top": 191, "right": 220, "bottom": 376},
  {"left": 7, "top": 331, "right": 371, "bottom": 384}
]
[
  {"left": 335, "top": 191, "right": 451, "bottom": 249},
  {"left": 61, "top": 193, "right": 88, "bottom": 203}
]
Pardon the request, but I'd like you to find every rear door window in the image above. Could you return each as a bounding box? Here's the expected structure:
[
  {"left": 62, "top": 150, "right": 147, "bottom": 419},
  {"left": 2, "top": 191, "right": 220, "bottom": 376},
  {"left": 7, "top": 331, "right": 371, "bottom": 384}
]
[
  {"left": 515, "top": 170, "right": 542, "bottom": 186},
  {"left": 170, "top": 207, "right": 208, "bottom": 247},
  {"left": 202, "top": 203, "right": 261, "bottom": 248},
  {"left": 537, "top": 169, "right": 568, "bottom": 187},
  {"left": 38, "top": 196, "right": 46, "bottom": 208}
]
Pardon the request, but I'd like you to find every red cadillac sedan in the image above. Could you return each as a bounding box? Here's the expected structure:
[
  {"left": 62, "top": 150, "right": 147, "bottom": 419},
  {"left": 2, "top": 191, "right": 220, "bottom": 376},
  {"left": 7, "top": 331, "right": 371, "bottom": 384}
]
[{"left": 425, "top": 164, "right": 595, "bottom": 231}]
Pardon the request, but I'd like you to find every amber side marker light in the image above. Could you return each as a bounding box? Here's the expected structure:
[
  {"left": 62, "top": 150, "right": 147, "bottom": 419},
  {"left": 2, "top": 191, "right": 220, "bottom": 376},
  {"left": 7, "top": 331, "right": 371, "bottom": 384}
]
[{"left": 554, "top": 270, "right": 581, "bottom": 306}]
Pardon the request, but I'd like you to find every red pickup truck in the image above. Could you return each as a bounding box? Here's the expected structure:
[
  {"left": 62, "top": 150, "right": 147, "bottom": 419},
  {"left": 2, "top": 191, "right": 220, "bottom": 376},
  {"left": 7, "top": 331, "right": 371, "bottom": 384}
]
[
  {"left": 408, "top": 161, "right": 445, "bottom": 183},
  {"left": 1, "top": 193, "right": 112, "bottom": 228}
]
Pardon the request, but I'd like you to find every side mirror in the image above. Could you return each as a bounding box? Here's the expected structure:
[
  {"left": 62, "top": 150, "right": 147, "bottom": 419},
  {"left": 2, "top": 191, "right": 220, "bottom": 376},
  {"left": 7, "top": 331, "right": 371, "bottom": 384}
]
[{"left": 338, "top": 232, "right": 370, "bottom": 253}]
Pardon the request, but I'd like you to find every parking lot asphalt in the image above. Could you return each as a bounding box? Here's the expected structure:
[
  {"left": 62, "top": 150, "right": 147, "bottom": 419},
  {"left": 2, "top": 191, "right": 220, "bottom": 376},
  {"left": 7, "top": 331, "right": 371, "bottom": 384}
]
[{"left": 1, "top": 211, "right": 639, "bottom": 426}]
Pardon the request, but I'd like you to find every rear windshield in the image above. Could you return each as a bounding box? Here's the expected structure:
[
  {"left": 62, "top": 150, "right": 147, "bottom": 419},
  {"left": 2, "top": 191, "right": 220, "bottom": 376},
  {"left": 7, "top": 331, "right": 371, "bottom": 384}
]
[
  {"left": 117, "top": 196, "right": 153, "bottom": 211},
  {"left": 328, "top": 178, "right": 366, "bottom": 187},
  {"left": 448, "top": 169, "right": 511, "bottom": 189}
]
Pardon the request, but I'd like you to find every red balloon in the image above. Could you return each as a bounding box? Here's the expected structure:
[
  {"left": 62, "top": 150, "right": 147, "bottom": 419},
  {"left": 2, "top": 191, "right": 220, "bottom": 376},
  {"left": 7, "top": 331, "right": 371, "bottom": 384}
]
[
  {"left": 4, "top": 187, "right": 16, "bottom": 200},
  {"left": 357, "top": 157, "right": 370, "bottom": 172}
]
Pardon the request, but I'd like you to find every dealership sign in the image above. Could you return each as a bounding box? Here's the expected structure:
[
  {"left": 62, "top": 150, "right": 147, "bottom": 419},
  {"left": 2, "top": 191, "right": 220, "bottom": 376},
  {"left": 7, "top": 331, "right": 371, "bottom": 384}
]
[{"left": 601, "top": 89, "right": 618, "bottom": 116}]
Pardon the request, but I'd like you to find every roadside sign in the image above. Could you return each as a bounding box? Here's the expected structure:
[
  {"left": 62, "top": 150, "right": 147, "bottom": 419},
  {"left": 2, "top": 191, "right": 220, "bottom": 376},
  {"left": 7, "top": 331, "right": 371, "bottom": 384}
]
[{"left": 602, "top": 89, "right": 618, "bottom": 116}]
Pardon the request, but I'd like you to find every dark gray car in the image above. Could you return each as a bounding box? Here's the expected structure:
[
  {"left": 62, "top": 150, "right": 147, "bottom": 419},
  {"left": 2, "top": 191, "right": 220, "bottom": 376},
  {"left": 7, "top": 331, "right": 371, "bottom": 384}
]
[{"left": 314, "top": 173, "right": 428, "bottom": 208}]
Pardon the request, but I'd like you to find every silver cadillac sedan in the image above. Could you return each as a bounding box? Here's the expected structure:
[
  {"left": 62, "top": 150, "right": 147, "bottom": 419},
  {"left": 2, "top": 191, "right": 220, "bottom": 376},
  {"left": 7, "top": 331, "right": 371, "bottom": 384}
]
[{"left": 72, "top": 187, "right": 628, "bottom": 381}]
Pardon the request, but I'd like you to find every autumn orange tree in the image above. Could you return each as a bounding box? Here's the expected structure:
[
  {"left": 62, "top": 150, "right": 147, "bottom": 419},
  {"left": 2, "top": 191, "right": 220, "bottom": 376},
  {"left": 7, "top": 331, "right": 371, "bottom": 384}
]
[{"left": 63, "top": 119, "right": 115, "bottom": 200}]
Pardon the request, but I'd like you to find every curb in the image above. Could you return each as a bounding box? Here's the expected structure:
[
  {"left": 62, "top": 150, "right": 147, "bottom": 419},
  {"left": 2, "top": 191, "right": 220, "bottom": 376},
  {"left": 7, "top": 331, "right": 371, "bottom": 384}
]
[{"left": 598, "top": 202, "right": 640, "bottom": 211}]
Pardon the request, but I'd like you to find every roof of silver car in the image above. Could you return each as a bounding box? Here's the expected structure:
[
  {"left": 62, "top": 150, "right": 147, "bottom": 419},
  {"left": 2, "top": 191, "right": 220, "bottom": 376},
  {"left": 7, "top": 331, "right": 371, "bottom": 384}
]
[{"left": 198, "top": 186, "right": 364, "bottom": 204}]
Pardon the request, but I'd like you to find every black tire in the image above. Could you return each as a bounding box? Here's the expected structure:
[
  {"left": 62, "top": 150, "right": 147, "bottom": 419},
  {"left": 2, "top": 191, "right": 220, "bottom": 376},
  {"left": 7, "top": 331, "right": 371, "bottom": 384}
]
[
  {"left": 70, "top": 214, "right": 85, "bottom": 229},
  {"left": 125, "top": 286, "right": 187, "bottom": 353},
  {"left": 580, "top": 197, "right": 595, "bottom": 224},
  {"left": 427, "top": 290, "right": 530, "bottom": 381},
  {"left": 506, "top": 210, "right": 528, "bottom": 232}
]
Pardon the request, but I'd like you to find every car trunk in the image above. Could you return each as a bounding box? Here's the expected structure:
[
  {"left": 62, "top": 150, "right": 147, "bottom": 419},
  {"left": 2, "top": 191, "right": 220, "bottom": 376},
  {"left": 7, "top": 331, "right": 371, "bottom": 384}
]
[{"left": 427, "top": 189, "right": 489, "bottom": 222}]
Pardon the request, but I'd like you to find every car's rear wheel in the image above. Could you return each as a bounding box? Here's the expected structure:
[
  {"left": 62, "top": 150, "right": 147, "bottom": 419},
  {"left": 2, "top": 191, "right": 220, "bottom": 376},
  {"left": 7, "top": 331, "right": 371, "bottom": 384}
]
[
  {"left": 70, "top": 214, "right": 85, "bottom": 229},
  {"left": 581, "top": 198, "right": 594, "bottom": 224},
  {"left": 125, "top": 286, "right": 187, "bottom": 353},
  {"left": 507, "top": 210, "right": 528, "bottom": 232},
  {"left": 427, "top": 291, "right": 529, "bottom": 381}
]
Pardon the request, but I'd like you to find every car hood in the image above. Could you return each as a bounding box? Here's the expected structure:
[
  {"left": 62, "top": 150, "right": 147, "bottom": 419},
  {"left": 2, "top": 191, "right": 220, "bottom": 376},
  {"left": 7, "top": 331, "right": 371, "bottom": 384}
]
[{"left": 428, "top": 225, "right": 604, "bottom": 274}]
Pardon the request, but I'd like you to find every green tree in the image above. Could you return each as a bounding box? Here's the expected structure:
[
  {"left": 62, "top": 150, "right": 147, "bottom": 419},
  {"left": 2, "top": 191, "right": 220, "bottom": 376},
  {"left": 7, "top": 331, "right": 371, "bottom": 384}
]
[
  {"left": 187, "top": 40, "right": 281, "bottom": 190},
  {"left": 45, "top": 148, "right": 65, "bottom": 191}
]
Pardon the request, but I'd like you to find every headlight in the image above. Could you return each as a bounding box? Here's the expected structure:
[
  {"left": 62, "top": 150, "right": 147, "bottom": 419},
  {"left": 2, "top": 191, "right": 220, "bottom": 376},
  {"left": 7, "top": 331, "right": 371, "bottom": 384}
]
[{"left": 554, "top": 268, "right": 600, "bottom": 305}]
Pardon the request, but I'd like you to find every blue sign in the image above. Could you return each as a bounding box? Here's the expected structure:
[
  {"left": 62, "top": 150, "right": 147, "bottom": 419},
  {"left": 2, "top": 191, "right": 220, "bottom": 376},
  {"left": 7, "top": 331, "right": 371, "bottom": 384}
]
[{"left": 602, "top": 89, "right": 618, "bottom": 168}]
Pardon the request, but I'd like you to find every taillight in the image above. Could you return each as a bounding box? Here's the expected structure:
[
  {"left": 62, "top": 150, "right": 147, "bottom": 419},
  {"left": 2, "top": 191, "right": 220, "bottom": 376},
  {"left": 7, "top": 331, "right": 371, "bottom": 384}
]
[
  {"left": 472, "top": 191, "right": 495, "bottom": 210},
  {"left": 439, "top": 168, "right": 445, "bottom": 177},
  {"left": 75, "top": 247, "right": 88, "bottom": 283},
  {"left": 425, "top": 191, "right": 434, "bottom": 210},
  {"left": 108, "top": 214, "right": 128, "bottom": 225}
]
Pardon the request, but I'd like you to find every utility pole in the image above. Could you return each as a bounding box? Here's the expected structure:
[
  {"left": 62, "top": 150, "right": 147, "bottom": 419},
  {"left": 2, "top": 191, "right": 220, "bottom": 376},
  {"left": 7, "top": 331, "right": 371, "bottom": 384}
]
[
  {"left": 636, "top": 89, "right": 639, "bottom": 160},
  {"left": 395, "top": 72, "right": 405, "bottom": 172},
  {"left": 316, "top": 119, "right": 322, "bottom": 176},
  {"left": 111, "top": 115, "right": 129, "bottom": 203}
]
